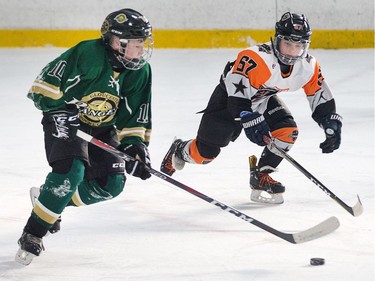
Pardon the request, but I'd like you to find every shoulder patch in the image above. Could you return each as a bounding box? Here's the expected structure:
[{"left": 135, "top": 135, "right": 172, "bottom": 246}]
[
  {"left": 258, "top": 44, "right": 272, "bottom": 54},
  {"left": 305, "top": 54, "right": 313, "bottom": 63}
]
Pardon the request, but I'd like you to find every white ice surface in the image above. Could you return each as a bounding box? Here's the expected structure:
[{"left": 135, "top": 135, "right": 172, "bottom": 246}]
[{"left": 0, "top": 48, "right": 374, "bottom": 281}]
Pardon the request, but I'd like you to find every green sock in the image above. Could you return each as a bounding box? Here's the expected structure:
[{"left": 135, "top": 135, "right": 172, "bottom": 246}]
[
  {"left": 69, "top": 174, "right": 125, "bottom": 206},
  {"left": 32, "top": 159, "right": 85, "bottom": 228}
]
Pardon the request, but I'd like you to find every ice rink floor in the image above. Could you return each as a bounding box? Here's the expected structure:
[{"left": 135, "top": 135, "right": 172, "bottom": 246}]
[{"left": 0, "top": 47, "right": 374, "bottom": 281}]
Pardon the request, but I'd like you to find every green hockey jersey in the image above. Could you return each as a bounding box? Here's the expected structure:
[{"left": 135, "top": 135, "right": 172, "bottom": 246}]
[{"left": 27, "top": 39, "right": 152, "bottom": 146}]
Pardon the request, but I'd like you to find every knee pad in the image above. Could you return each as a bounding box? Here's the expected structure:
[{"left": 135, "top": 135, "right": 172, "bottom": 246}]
[
  {"left": 268, "top": 121, "right": 298, "bottom": 157},
  {"left": 271, "top": 126, "right": 299, "bottom": 144},
  {"left": 270, "top": 115, "right": 298, "bottom": 144}
]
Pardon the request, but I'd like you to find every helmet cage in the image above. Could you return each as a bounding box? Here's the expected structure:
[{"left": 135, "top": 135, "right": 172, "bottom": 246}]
[
  {"left": 115, "top": 37, "right": 154, "bottom": 70},
  {"left": 101, "top": 9, "right": 153, "bottom": 70},
  {"left": 274, "top": 12, "right": 312, "bottom": 65},
  {"left": 273, "top": 34, "right": 310, "bottom": 65}
]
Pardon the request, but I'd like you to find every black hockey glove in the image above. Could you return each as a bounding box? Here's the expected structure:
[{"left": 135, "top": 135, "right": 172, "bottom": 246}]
[
  {"left": 240, "top": 111, "right": 270, "bottom": 146},
  {"left": 47, "top": 105, "right": 80, "bottom": 141},
  {"left": 319, "top": 113, "right": 342, "bottom": 153},
  {"left": 122, "top": 143, "right": 151, "bottom": 180}
]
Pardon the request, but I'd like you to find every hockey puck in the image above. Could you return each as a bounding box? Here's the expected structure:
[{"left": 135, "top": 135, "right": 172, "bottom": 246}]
[{"left": 310, "top": 258, "right": 325, "bottom": 266}]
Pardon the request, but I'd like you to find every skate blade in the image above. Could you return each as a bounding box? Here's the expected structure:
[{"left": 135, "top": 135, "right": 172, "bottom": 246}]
[
  {"left": 15, "top": 248, "right": 36, "bottom": 266},
  {"left": 250, "top": 190, "right": 284, "bottom": 204}
]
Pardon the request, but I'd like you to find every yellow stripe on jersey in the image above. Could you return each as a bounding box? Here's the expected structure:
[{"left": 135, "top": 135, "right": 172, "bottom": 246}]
[
  {"left": 33, "top": 199, "right": 60, "bottom": 224},
  {"left": 145, "top": 129, "right": 151, "bottom": 143},
  {"left": 116, "top": 127, "right": 151, "bottom": 142},
  {"left": 30, "top": 80, "right": 63, "bottom": 100}
]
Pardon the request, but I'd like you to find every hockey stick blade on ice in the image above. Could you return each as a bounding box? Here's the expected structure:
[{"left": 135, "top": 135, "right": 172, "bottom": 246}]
[
  {"left": 76, "top": 129, "right": 340, "bottom": 244},
  {"left": 269, "top": 139, "right": 363, "bottom": 217}
]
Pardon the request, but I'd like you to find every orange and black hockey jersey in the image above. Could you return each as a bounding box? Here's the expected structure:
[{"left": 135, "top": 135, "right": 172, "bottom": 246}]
[{"left": 223, "top": 42, "right": 336, "bottom": 125}]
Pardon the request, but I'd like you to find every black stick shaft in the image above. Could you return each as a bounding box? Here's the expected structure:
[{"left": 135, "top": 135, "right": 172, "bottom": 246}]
[
  {"left": 270, "top": 140, "right": 363, "bottom": 217},
  {"left": 76, "top": 129, "right": 340, "bottom": 243}
]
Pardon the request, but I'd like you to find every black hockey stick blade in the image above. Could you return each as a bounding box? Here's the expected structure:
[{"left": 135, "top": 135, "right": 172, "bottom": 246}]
[
  {"left": 76, "top": 129, "right": 340, "bottom": 244},
  {"left": 269, "top": 139, "right": 363, "bottom": 217}
]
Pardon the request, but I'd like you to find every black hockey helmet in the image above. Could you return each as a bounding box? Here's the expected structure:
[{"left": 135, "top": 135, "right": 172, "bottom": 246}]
[
  {"left": 101, "top": 8, "right": 153, "bottom": 70},
  {"left": 273, "top": 12, "right": 312, "bottom": 65},
  {"left": 101, "top": 8, "right": 152, "bottom": 43},
  {"left": 275, "top": 12, "right": 312, "bottom": 41}
]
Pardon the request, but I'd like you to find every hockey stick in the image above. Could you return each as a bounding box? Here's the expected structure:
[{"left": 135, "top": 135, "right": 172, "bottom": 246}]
[
  {"left": 76, "top": 129, "right": 339, "bottom": 244},
  {"left": 269, "top": 139, "right": 363, "bottom": 217}
]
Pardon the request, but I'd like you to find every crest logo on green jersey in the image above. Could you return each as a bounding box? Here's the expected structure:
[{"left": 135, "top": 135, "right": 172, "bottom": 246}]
[{"left": 80, "top": 92, "right": 120, "bottom": 126}]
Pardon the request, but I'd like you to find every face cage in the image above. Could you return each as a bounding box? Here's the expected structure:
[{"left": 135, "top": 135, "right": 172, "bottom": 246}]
[
  {"left": 274, "top": 35, "right": 310, "bottom": 65},
  {"left": 116, "top": 37, "right": 154, "bottom": 70}
]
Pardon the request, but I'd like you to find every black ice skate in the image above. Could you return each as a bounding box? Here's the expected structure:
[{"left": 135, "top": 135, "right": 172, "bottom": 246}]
[
  {"left": 15, "top": 231, "right": 45, "bottom": 265},
  {"left": 249, "top": 155, "right": 285, "bottom": 204},
  {"left": 160, "top": 138, "right": 187, "bottom": 176},
  {"left": 30, "top": 186, "right": 61, "bottom": 234}
]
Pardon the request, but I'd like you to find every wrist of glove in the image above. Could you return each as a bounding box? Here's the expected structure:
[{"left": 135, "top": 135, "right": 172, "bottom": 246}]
[
  {"left": 122, "top": 143, "right": 151, "bottom": 180},
  {"left": 240, "top": 111, "right": 270, "bottom": 146},
  {"left": 47, "top": 104, "right": 80, "bottom": 141},
  {"left": 319, "top": 113, "right": 342, "bottom": 153}
]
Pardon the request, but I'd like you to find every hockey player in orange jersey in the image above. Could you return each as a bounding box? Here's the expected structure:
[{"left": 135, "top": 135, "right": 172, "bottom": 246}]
[{"left": 160, "top": 12, "right": 342, "bottom": 204}]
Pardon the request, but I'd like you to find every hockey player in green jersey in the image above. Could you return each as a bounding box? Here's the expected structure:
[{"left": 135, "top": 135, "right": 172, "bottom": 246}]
[{"left": 16, "top": 8, "right": 154, "bottom": 265}]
